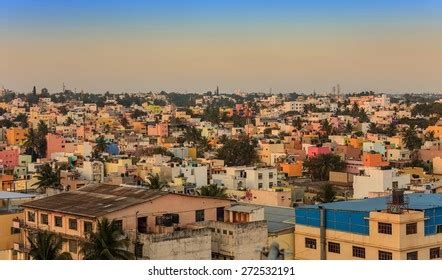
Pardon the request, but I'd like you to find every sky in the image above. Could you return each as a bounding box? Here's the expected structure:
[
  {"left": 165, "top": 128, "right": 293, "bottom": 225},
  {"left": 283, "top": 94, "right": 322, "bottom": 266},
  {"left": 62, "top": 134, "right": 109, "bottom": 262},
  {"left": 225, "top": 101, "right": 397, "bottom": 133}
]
[{"left": 1, "top": 0, "right": 442, "bottom": 94}]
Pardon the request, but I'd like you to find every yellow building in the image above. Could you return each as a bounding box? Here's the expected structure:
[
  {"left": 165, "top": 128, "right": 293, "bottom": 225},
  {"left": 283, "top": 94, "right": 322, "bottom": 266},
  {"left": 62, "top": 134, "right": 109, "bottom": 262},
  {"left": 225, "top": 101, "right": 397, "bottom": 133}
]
[
  {"left": 294, "top": 192, "right": 442, "bottom": 260},
  {"left": 105, "top": 159, "right": 133, "bottom": 175},
  {"left": 6, "top": 127, "right": 28, "bottom": 145},
  {"left": 0, "top": 192, "right": 35, "bottom": 260},
  {"left": 348, "top": 137, "right": 364, "bottom": 149},
  {"left": 264, "top": 205, "right": 295, "bottom": 260}
]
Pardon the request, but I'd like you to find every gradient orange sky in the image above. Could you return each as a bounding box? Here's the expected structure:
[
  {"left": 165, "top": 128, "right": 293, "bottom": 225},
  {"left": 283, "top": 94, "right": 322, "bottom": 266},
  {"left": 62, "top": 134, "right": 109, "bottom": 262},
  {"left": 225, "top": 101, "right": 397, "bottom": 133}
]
[{"left": 1, "top": 1, "right": 442, "bottom": 94}]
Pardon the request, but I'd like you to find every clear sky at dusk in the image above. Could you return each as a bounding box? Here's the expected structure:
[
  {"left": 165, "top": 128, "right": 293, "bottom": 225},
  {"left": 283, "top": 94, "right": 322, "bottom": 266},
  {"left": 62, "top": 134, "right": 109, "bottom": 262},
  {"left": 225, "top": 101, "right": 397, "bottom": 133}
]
[{"left": 1, "top": 0, "right": 442, "bottom": 94}]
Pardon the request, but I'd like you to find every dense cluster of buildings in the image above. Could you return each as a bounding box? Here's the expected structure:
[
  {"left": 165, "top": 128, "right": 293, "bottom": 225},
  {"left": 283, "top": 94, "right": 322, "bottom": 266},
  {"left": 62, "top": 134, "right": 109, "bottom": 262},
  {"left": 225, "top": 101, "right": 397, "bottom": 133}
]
[{"left": 1, "top": 88, "right": 442, "bottom": 260}]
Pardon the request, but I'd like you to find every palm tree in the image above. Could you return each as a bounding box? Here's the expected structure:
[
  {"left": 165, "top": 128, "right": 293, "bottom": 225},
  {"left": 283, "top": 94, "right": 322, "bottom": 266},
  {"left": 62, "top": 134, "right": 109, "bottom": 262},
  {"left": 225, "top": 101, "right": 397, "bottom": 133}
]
[
  {"left": 93, "top": 136, "right": 108, "bottom": 158},
  {"left": 144, "top": 174, "right": 167, "bottom": 190},
  {"left": 24, "top": 128, "right": 39, "bottom": 160},
  {"left": 197, "top": 184, "right": 227, "bottom": 198},
  {"left": 80, "top": 218, "right": 134, "bottom": 260},
  {"left": 345, "top": 121, "right": 353, "bottom": 133},
  {"left": 425, "top": 131, "right": 435, "bottom": 141},
  {"left": 182, "top": 126, "right": 202, "bottom": 144},
  {"left": 303, "top": 154, "right": 345, "bottom": 181},
  {"left": 32, "top": 163, "right": 62, "bottom": 192},
  {"left": 28, "top": 231, "right": 72, "bottom": 260},
  {"left": 402, "top": 126, "right": 423, "bottom": 151}
]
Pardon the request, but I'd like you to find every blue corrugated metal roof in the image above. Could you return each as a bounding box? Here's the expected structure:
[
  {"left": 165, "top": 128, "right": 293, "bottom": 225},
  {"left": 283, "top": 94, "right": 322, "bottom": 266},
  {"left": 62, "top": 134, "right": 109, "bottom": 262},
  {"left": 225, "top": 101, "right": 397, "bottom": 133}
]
[{"left": 301, "top": 193, "right": 442, "bottom": 211}]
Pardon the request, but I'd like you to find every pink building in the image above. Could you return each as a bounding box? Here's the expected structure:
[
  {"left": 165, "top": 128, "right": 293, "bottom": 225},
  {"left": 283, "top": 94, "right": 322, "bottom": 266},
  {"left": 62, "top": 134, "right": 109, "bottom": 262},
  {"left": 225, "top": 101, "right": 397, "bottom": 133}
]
[
  {"left": 147, "top": 123, "right": 168, "bottom": 137},
  {"left": 0, "top": 147, "right": 20, "bottom": 168},
  {"left": 307, "top": 146, "right": 331, "bottom": 158},
  {"left": 46, "top": 133, "right": 77, "bottom": 158}
]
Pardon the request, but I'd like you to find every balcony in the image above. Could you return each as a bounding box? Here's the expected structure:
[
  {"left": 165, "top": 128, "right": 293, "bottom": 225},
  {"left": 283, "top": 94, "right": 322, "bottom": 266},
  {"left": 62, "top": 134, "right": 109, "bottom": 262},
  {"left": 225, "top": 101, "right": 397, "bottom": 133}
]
[{"left": 12, "top": 218, "right": 24, "bottom": 229}]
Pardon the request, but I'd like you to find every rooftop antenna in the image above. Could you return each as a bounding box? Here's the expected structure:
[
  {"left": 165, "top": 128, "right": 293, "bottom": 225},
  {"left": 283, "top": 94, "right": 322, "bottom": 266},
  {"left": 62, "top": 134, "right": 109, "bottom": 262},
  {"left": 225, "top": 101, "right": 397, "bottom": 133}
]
[{"left": 62, "top": 82, "right": 66, "bottom": 93}]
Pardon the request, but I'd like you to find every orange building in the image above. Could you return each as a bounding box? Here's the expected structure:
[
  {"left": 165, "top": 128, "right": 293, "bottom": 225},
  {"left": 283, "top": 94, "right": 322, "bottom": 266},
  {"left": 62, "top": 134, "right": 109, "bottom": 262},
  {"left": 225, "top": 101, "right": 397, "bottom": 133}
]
[
  {"left": 348, "top": 138, "right": 364, "bottom": 149},
  {"left": 280, "top": 161, "right": 303, "bottom": 177},
  {"left": 6, "top": 127, "right": 28, "bottom": 145},
  {"left": 362, "top": 153, "right": 389, "bottom": 167}
]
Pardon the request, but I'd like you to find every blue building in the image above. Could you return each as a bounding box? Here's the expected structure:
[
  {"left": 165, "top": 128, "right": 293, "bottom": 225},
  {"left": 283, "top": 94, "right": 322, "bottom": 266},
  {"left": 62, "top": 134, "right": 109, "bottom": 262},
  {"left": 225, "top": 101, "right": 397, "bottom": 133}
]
[{"left": 294, "top": 193, "right": 442, "bottom": 260}]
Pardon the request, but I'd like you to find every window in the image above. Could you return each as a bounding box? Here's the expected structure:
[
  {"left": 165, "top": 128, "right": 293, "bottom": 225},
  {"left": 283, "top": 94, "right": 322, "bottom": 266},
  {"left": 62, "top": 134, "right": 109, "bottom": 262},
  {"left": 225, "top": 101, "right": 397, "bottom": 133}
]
[
  {"left": 27, "top": 211, "right": 35, "bottom": 222},
  {"left": 114, "top": 220, "right": 123, "bottom": 232},
  {"left": 68, "top": 240, "right": 77, "bottom": 254},
  {"left": 196, "top": 210, "right": 205, "bottom": 222},
  {"left": 54, "top": 216, "right": 63, "bottom": 227},
  {"left": 69, "top": 219, "right": 78, "bottom": 230},
  {"left": 305, "top": 238, "right": 316, "bottom": 249},
  {"left": 352, "top": 246, "right": 365, "bottom": 259},
  {"left": 269, "top": 172, "right": 273, "bottom": 179},
  {"left": 258, "top": 173, "right": 263, "bottom": 180},
  {"left": 216, "top": 207, "right": 225, "bottom": 222},
  {"left": 136, "top": 217, "right": 146, "bottom": 233},
  {"left": 41, "top": 214, "right": 48, "bottom": 225},
  {"left": 269, "top": 182, "right": 274, "bottom": 188},
  {"left": 378, "top": 251, "right": 393, "bottom": 260},
  {"left": 406, "top": 223, "right": 417, "bottom": 235},
  {"left": 258, "top": 183, "right": 263, "bottom": 189},
  {"left": 84, "top": 221, "right": 93, "bottom": 233},
  {"left": 392, "top": 181, "right": 398, "bottom": 188},
  {"left": 223, "top": 230, "right": 227, "bottom": 235},
  {"left": 407, "top": 251, "right": 418, "bottom": 260},
  {"left": 11, "top": 228, "right": 20, "bottom": 235},
  {"left": 378, "top": 222, "right": 392, "bottom": 235},
  {"left": 437, "top": 225, "right": 442, "bottom": 234},
  {"left": 430, "top": 247, "right": 440, "bottom": 259},
  {"left": 328, "top": 242, "right": 340, "bottom": 254}
]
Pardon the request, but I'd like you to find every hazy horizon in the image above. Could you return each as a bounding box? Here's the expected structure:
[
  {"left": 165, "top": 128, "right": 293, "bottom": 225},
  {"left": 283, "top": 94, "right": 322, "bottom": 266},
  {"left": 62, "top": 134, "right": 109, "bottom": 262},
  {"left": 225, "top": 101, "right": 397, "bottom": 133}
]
[{"left": 2, "top": 0, "right": 442, "bottom": 94}]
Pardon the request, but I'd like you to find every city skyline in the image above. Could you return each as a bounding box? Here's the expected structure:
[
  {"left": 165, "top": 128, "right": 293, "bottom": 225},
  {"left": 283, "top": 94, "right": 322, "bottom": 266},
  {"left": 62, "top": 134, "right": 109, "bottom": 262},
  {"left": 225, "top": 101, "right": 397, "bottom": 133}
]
[{"left": 2, "top": 0, "right": 442, "bottom": 94}]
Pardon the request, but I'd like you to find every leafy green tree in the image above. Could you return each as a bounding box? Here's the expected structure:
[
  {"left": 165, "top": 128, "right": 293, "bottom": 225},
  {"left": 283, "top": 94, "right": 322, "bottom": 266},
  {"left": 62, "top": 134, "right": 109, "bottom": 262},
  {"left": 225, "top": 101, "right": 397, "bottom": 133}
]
[
  {"left": 80, "top": 218, "right": 134, "bottom": 260},
  {"left": 120, "top": 117, "right": 130, "bottom": 128},
  {"left": 14, "top": 113, "right": 29, "bottom": 128},
  {"left": 216, "top": 138, "right": 257, "bottom": 166},
  {"left": 28, "top": 231, "right": 72, "bottom": 260},
  {"left": 182, "top": 126, "right": 202, "bottom": 144},
  {"left": 64, "top": 117, "right": 74, "bottom": 126},
  {"left": 197, "top": 184, "right": 227, "bottom": 198},
  {"left": 144, "top": 173, "right": 167, "bottom": 190},
  {"left": 316, "top": 184, "right": 337, "bottom": 203},
  {"left": 303, "top": 154, "right": 345, "bottom": 181}
]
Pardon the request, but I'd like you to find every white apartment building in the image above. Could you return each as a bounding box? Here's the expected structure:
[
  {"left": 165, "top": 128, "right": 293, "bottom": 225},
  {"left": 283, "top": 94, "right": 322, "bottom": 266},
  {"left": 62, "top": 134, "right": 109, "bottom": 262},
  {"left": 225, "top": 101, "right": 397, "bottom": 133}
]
[
  {"left": 211, "top": 166, "right": 277, "bottom": 190},
  {"left": 76, "top": 161, "right": 104, "bottom": 183},
  {"left": 283, "top": 101, "right": 305, "bottom": 113},
  {"left": 180, "top": 164, "right": 208, "bottom": 187},
  {"left": 353, "top": 167, "right": 411, "bottom": 199}
]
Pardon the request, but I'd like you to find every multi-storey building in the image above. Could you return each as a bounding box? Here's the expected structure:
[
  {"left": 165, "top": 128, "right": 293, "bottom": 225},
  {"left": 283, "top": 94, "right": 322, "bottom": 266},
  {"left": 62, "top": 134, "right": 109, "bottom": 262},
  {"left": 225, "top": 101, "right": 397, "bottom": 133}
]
[
  {"left": 15, "top": 184, "right": 269, "bottom": 260},
  {"left": 212, "top": 166, "right": 278, "bottom": 190},
  {"left": 294, "top": 192, "right": 442, "bottom": 260}
]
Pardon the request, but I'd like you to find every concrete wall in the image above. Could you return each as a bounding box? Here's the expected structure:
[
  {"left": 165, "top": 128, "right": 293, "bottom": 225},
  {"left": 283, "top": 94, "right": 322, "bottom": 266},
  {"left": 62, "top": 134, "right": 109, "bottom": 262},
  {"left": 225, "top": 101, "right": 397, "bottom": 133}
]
[
  {"left": 204, "top": 220, "right": 268, "bottom": 260},
  {"left": 128, "top": 228, "right": 212, "bottom": 260}
]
